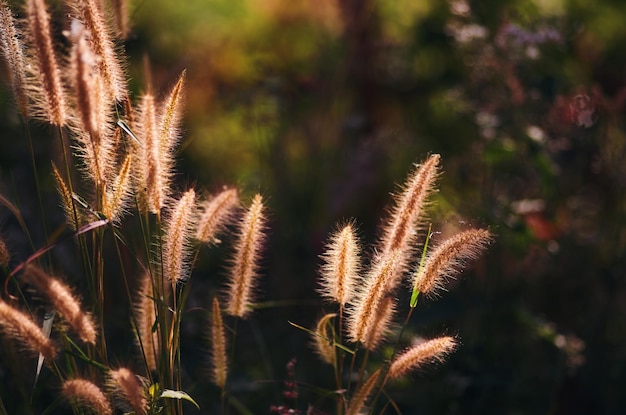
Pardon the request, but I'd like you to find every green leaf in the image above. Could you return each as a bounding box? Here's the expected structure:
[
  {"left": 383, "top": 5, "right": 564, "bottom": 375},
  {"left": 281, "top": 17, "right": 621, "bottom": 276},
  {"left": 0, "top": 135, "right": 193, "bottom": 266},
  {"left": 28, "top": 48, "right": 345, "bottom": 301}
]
[
  {"left": 160, "top": 389, "right": 200, "bottom": 409},
  {"left": 410, "top": 223, "right": 432, "bottom": 308}
]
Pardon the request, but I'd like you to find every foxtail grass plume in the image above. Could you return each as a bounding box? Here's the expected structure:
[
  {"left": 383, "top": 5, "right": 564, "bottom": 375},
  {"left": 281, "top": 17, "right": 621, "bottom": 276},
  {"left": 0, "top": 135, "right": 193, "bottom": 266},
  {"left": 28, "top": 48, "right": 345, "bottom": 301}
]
[
  {"left": 24, "top": 265, "right": 97, "bottom": 344},
  {"left": 319, "top": 223, "right": 360, "bottom": 306},
  {"left": 69, "top": 0, "right": 126, "bottom": 101},
  {"left": 196, "top": 188, "right": 239, "bottom": 244},
  {"left": 62, "top": 378, "right": 112, "bottom": 415},
  {"left": 163, "top": 189, "right": 197, "bottom": 284},
  {"left": 312, "top": 313, "right": 336, "bottom": 365},
  {"left": 133, "top": 93, "right": 162, "bottom": 214},
  {"left": 387, "top": 336, "right": 457, "bottom": 379},
  {"left": 413, "top": 228, "right": 492, "bottom": 297},
  {"left": 0, "top": 3, "right": 28, "bottom": 118},
  {"left": 102, "top": 155, "right": 132, "bottom": 223},
  {"left": 135, "top": 273, "right": 159, "bottom": 372},
  {"left": 0, "top": 299, "right": 57, "bottom": 361},
  {"left": 346, "top": 369, "right": 381, "bottom": 415},
  {"left": 52, "top": 162, "right": 84, "bottom": 229},
  {"left": 25, "top": 0, "right": 67, "bottom": 125},
  {"left": 347, "top": 250, "right": 399, "bottom": 350},
  {"left": 377, "top": 154, "right": 440, "bottom": 287},
  {"left": 109, "top": 368, "right": 147, "bottom": 415},
  {"left": 157, "top": 71, "right": 185, "bottom": 187},
  {"left": 209, "top": 297, "right": 228, "bottom": 389},
  {"left": 225, "top": 194, "right": 266, "bottom": 318}
]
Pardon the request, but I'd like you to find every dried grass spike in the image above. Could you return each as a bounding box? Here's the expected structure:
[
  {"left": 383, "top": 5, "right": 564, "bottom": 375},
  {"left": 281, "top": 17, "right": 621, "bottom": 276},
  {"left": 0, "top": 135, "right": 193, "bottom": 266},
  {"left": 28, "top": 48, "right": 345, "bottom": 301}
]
[
  {"left": 378, "top": 154, "right": 440, "bottom": 283},
  {"left": 312, "top": 313, "right": 336, "bottom": 365},
  {"left": 414, "top": 228, "right": 492, "bottom": 297},
  {"left": 135, "top": 273, "right": 158, "bottom": 372},
  {"left": 210, "top": 297, "right": 228, "bottom": 389},
  {"left": 196, "top": 188, "right": 239, "bottom": 244},
  {"left": 0, "top": 300, "right": 57, "bottom": 361},
  {"left": 388, "top": 336, "right": 457, "bottom": 379},
  {"left": 319, "top": 223, "right": 360, "bottom": 306},
  {"left": 360, "top": 296, "right": 395, "bottom": 351},
  {"left": 346, "top": 369, "right": 381, "bottom": 415},
  {"left": 109, "top": 368, "right": 147, "bottom": 415},
  {"left": 71, "top": 0, "right": 126, "bottom": 101},
  {"left": 347, "top": 250, "right": 399, "bottom": 348},
  {"left": 0, "top": 3, "right": 28, "bottom": 117},
  {"left": 52, "top": 162, "right": 82, "bottom": 230},
  {"left": 62, "top": 378, "right": 112, "bottom": 415},
  {"left": 24, "top": 265, "right": 97, "bottom": 344},
  {"left": 26, "top": 0, "right": 67, "bottom": 125},
  {"left": 103, "top": 155, "right": 132, "bottom": 222},
  {"left": 225, "top": 194, "right": 266, "bottom": 318},
  {"left": 163, "top": 189, "right": 197, "bottom": 283}
]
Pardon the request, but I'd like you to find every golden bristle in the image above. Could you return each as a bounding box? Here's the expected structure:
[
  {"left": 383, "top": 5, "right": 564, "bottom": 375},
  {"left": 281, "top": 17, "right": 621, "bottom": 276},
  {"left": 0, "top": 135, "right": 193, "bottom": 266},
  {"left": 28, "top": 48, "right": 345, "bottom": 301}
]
[
  {"left": 347, "top": 251, "right": 399, "bottom": 349},
  {"left": 378, "top": 154, "right": 440, "bottom": 287},
  {"left": 360, "top": 296, "right": 395, "bottom": 351},
  {"left": 414, "top": 228, "right": 492, "bottom": 297},
  {"left": 0, "top": 299, "right": 57, "bottom": 361},
  {"left": 135, "top": 273, "right": 158, "bottom": 373},
  {"left": 25, "top": 0, "right": 67, "bottom": 125},
  {"left": 312, "top": 313, "right": 336, "bottom": 365},
  {"left": 346, "top": 369, "right": 381, "bottom": 415},
  {"left": 210, "top": 297, "right": 228, "bottom": 389},
  {"left": 132, "top": 93, "right": 162, "bottom": 214},
  {"left": 158, "top": 71, "right": 185, "bottom": 173},
  {"left": 52, "top": 162, "right": 83, "bottom": 230},
  {"left": 163, "top": 189, "right": 197, "bottom": 284},
  {"left": 24, "top": 265, "right": 97, "bottom": 345},
  {"left": 319, "top": 223, "right": 360, "bottom": 306},
  {"left": 225, "top": 194, "right": 266, "bottom": 318},
  {"left": 0, "top": 3, "right": 29, "bottom": 118},
  {"left": 387, "top": 336, "right": 457, "bottom": 379},
  {"left": 62, "top": 378, "right": 112, "bottom": 415},
  {"left": 109, "top": 368, "right": 147, "bottom": 415},
  {"left": 195, "top": 188, "right": 239, "bottom": 244},
  {"left": 70, "top": 0, "right": 126, "bottom": 101},
  {"left": 102, "top": 154, "right": 132, "bottom": 223}
]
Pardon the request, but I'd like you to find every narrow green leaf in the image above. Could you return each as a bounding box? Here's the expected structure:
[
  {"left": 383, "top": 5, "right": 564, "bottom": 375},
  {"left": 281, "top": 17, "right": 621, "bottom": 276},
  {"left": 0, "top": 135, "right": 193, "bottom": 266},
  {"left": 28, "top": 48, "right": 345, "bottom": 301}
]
[
  {"left": 288, "top": 320, "right": 355, "bottom": 354},
  {"left": 160, "top": 389, "right": 200, "bottom": 409},
  {"left": 410, "top": 224, "right": 432, "bottom": 308}
]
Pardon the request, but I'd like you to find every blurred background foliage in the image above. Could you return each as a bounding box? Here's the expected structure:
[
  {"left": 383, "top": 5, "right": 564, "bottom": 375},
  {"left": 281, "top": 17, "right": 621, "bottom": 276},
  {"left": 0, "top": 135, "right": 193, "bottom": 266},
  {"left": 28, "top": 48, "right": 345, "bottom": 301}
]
[{"left": 2, "top": 0, "right": 626, "bottom": 413}]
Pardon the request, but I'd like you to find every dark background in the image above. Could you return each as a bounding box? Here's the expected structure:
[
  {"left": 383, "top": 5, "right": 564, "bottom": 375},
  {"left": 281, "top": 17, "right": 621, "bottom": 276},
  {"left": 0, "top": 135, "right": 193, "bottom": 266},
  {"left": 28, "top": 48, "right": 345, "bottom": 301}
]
[{"left": 1, "top": 0, "right": 626, "bottom": 414}]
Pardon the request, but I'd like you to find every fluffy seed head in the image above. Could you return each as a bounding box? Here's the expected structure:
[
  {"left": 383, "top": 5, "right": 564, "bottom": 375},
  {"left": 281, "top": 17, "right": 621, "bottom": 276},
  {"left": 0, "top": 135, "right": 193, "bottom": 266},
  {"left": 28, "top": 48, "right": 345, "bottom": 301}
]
[
  {"left": 109, "top": 368, "right": 147, "bottom": 415},
  {"left": 69, "top": 0, "right": 126, "bottom": 101},
  {"left": 25, "top": 0, "right": 67, "bottom": 125},
  {"left": 163, "top": 189, "right": 197, "bottom": 284},
  {"left": 347, "top": 250, "right": 399, "bottom": 349},
  {"left": 225, "top": 194, "right": 266, "bottom": 318},
  {"left": 0, "top": 299, "right": 57, "bottom": 361},
  {"left": 195, "top": 188, "right": 239, "bottom": 244},
  {"left": 312, "top": 313, "right": 336, "bottom": 365},
  {"left": 346, "top": 369, "right": 381, "bottom": 415},
  {"left": 414, "top": 228, "right": 492, "bottom": 297},
  {"left": 378, "top": 154, "right": 440, "bottom": 287},
  {"left": 0, "top": 236, "right": 9, "bottom": 267},
  {"left": 0, "top": 3, "right": 29, "bottom": 117},
  {"left": 319, "top": 223, "right": 360, "bottom": 306},
  {"left": 388, "top": 336, "right": 457, "bottom": 379},
  {"left": 110, "top": 0, "right": 129, "bottom": 39},
  {"left": 102, "top": 155, "right": 132, "bottom": 223},
  {"left": 24, "top": 265, "right": 97, "bottom": 344},
  {"left": 134, "top": 273, "right": 158, "bottom": 372},
  {"left": 62, "top": 378, "right": 112, "bottom": 415},
  {"left": 209, "top": 297, "right": 228, "bottom": 389}
]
